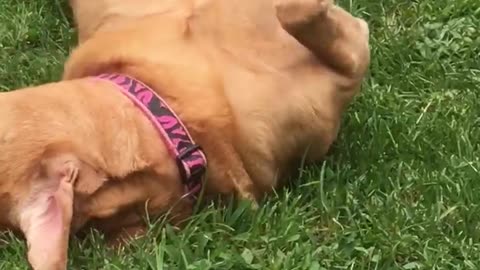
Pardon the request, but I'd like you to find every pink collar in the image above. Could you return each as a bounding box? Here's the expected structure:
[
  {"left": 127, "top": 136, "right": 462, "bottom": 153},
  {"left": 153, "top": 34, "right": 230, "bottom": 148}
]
[{"left": 96, "top": 73, "right": 207, "bottom": 199}]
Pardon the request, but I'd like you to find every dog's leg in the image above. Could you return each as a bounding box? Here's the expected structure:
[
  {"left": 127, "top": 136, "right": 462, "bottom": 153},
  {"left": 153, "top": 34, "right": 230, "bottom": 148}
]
[
  {"left": 106, "top": 224, "right": 147, "bottom": 248},
  {"left": 202, "top": 140, "right": 259, "bottom": 207},
  {"left": 275, "top": 0, "right": 370, "bottom": 78},
  {"left": 19, "top": 153, "right": 79, "bottom": 270},
  {"left": 79, "top": 168, "right": 194, "bottom": 243},
  {"left": 102, "top": 188, "right": 195, "bottom": 248}
]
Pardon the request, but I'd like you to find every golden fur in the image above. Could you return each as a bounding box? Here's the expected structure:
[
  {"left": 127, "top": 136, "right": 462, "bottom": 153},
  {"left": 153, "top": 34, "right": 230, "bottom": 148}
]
[{"left": 0, "top": 0, "right": 369, "bottom": 269}]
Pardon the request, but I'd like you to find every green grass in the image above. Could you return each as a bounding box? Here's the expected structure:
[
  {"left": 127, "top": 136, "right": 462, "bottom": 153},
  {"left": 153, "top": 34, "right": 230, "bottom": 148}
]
[{"left": 0, "top": 0, "right": 479, "bottom": 269}]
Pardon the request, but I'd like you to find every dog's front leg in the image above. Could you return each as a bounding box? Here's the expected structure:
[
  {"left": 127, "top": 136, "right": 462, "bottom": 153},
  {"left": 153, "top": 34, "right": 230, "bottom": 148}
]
[
  {"left": 275, "top": 0, "right": 370, "bottom": 78},
  {"left": 203, "top": 140, "right": 259, "bottom": 207}
]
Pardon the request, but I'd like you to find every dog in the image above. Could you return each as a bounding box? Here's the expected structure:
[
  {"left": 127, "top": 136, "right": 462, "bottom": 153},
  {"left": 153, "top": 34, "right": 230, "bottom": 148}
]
[{"left": 0, "top": 0, "right": 369, "bottom": 269}]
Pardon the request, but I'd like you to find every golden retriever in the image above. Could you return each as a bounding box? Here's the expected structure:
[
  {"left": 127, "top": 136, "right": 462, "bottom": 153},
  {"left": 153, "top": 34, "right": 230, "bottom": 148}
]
[{"left": 0, "top": 0, "right": 369, "bottom": 269}]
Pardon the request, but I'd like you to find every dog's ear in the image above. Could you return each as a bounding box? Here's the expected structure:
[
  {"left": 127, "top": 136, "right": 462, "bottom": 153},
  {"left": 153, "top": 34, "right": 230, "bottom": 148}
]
[{"left": 19, "top": 153, "right": 79, "bottom": 270}]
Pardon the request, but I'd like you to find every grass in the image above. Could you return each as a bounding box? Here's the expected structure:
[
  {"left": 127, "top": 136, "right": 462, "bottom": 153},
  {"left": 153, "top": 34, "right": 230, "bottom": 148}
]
[{"left": 0, "top": 0, "right": 479, "bottom": 269}]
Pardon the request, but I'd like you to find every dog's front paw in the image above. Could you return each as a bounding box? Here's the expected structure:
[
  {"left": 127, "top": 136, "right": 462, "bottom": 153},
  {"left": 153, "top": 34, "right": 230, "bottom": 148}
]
[{"left": 275, "top": 0, "right": 333, "bottom": 27}]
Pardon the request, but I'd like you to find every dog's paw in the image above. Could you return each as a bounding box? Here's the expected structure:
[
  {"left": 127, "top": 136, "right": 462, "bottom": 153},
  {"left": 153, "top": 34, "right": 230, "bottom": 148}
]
[
  {"left": 275, "top": 0, "right": 333, "bottom": 27},
  {"left": 241, "top": 194, "right": 259, "bottom": 210}
]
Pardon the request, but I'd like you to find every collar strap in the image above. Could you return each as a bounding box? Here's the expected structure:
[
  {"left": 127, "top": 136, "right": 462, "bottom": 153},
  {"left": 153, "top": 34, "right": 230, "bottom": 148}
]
[{"left": 96, "top": 73, "right": 207, "bottom": 199}]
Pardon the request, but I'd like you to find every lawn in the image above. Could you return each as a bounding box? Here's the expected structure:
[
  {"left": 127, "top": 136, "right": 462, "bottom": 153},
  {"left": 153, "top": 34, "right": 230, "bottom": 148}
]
[{"left": 0, "top": 0, "right": 479, "bottom": 269}]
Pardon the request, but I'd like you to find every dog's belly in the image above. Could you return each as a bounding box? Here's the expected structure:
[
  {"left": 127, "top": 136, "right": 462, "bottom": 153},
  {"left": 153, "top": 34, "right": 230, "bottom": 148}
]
[{"left": 205, "top": 33, "right": 343, "bottom": 188}]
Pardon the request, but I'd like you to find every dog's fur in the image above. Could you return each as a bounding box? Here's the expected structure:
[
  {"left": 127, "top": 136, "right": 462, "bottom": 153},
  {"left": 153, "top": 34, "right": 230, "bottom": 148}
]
[{"left": 0, "top": 0, "right": 369, "bottom": 269}]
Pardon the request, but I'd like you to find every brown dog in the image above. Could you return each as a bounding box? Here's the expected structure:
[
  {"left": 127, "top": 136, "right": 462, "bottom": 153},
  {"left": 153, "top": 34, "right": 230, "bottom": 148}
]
[{"left": 0, "top": 0, "right": 369, "bottom": 269}]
